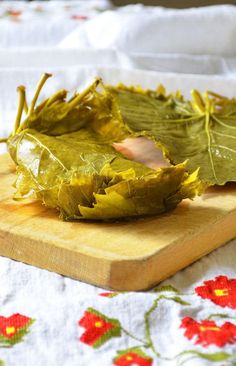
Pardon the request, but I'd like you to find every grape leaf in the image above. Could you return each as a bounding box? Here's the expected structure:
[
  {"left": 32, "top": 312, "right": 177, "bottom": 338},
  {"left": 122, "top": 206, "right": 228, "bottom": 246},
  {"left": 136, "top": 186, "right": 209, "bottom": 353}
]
[
  {"left": 109, "top": 85, "right": 236, "bottom": 185},
  {"left": 4, "top": 75, "right": 202, "bottom": 221},
  {"left": 9, "top": 128, "right": 200, "bottom": 220}
]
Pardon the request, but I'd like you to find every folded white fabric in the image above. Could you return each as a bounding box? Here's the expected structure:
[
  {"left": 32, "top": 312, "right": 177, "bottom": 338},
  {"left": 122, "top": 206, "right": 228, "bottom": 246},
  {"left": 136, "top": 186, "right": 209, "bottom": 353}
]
[
  {"left": 1, "top": 47, "right": 236, "bottom": 76},
  {"left": 60, "top": 4, "right": 236, "bottom": 56}
]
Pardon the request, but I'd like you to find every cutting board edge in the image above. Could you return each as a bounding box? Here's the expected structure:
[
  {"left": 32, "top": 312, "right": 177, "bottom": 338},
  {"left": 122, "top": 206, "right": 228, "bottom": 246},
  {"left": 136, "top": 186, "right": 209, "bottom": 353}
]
[
  {"left": 107, "top": 208, "right": 236, "bottom": 291},
  {"left": 0, "top": 207, "right": 236, "bottom": 291},
  {"left": 0, "top": 230, "right": 114, "bottom": 289}
]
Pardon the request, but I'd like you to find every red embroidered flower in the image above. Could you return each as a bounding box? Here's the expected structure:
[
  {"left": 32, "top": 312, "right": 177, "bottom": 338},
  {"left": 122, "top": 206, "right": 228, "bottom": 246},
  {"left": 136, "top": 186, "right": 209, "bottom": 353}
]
[
  {"left": 113, "top": 348, "right": 153, "bottom": 366},
  {"left": 0, "top": 313, "right": 34, "bottom": 346},
  {"left": 71, "top": 15, "right": 88, "bottom": 21},
  {"left": 180, "top": 317, "right": 236, "bottom": 347},
  {"left": 99, "top": 292, "right": 118, "bottom": 298},
  {"left": 6, "top": 10, "right": 22, "bottom": 17},
  {"left": 78, "top": 308, "right": 121, "bottom": 348},
  {"left": 195, "top": 276, "right": 236, "bottom": 309}
]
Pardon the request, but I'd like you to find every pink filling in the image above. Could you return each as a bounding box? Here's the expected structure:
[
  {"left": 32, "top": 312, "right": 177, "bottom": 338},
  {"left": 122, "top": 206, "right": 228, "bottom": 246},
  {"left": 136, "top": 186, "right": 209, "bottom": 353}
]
[{"left": 113, "top": 137, "right": 168, "bottom": 169}]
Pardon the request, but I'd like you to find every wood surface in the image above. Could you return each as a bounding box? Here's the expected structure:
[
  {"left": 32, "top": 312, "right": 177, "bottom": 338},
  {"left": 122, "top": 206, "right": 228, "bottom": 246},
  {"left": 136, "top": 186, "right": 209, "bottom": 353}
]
[{"left": 0, "top": 153, "right": 236, "bottom": 291}]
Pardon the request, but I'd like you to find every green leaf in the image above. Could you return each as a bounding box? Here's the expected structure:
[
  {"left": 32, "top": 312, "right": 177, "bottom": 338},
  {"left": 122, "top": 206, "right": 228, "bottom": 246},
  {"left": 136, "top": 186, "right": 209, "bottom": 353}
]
[
  {"left": 208, "top": 313, "right": 236, "bottom": 320},
  {"left": 6, "top": 77, "right": 203, "bottom": 221},
  {"left": 179, "top": 350, "right": 233, "bottom": 362},
  {"left": 109, "top": 85, "right": 236, "bottom": 185},
  {"left": 8, "top": 128, "right": 201, "bottom": 220}
]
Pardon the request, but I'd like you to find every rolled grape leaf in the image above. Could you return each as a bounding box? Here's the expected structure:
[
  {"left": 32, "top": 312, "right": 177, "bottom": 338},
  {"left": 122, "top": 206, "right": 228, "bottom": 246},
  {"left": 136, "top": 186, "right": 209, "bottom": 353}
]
[
  {"left": 8, "top": 128, "right": 201, "bottom": 220},
  {"left": 4, "top": 75, "right": 202, "bottom": 221},
  {"left": 108, "top": 85, "right": 236, "bottom": 185}
]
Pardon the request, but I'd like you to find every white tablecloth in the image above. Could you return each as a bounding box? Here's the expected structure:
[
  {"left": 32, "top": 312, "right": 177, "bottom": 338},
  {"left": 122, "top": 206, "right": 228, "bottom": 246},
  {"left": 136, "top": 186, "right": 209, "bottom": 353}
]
[{"left": 0, "top": 2, "right": 236, "bottom": 365}]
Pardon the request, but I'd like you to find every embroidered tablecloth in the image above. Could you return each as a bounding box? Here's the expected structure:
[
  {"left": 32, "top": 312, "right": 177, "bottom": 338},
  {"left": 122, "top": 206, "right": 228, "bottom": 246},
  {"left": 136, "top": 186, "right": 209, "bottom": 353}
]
[{"left": 0, "top": 2, "right": 236, "bottom": 365}]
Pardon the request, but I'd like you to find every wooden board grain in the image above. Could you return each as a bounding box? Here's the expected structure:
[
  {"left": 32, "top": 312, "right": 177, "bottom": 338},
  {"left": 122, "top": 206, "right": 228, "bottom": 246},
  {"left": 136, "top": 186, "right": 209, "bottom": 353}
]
[{"left": 1, "top": 153, "right": 236, "bottom": 291}]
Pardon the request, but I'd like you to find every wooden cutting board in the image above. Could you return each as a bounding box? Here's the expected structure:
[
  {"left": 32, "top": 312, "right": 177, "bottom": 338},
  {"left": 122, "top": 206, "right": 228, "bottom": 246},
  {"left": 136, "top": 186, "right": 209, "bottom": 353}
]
[{"left": 1, "top": 153, "right": 236, "bottom": 291}]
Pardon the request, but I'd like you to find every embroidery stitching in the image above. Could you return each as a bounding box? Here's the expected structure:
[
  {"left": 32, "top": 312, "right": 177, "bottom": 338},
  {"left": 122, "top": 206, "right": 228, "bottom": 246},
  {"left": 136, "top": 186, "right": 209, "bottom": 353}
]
[
  {"left": 78, "top": 277, "right": 236, "bottom": 365},
  {"left": 79, "top": 308, "right": 121, "bottom": 348},
  {"left": 0, "top": 313, "right": 34, "bottom": 347},
  {"left": 180, "top": 317, "right": 236, "bottom": 347},
  {"left": 195, "top": 276, "right": 236, "bottom": 309}
]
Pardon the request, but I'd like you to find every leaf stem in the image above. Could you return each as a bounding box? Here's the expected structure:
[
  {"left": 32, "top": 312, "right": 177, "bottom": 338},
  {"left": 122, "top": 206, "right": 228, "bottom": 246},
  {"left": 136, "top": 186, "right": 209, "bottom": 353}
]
[
  {"left": 144, "top": 297, "right": 162, "bottom": 358},
  {"left": 28, "top": 73, "right": 52, "bottom": 116},
  {"left": 68, "top": 77, "right": 101, "bottom": 110},
  {"left": 13, "top": 85, "right": 26, "bottom": 135},
  {"left": 121, "top": 327, "right": 149, "bottom": 347},
  {"left": 0, "top": 138, "right": 7, "bottom": 143},
  {"left": 191, "top": 90, "right": 205, "bottom": 114},
  {"left": 23, "top": 94, "right": 28, "bottom": 114},
  {"left": 144, "top": 295, "right": 190, "bottom": 360},
  {"left": 177, "top": 354, "right": 198, "bottom": 366},
  {"left": 206, "top": 90, "right": 227, "bottom": 100},
  {"left": 45, "top": 89, "right": 67, "bottom": 107}
]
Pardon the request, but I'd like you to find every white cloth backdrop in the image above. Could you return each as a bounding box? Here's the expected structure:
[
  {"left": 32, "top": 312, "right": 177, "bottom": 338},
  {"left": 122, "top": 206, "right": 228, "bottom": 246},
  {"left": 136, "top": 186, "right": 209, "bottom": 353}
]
[{"left": 0, "top": 2, "right": 236, "bottom": 366}]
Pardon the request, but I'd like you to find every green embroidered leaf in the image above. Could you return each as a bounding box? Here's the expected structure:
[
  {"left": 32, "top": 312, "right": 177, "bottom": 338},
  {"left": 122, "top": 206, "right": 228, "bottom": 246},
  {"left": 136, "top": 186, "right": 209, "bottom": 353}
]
[
  {"left": 208, "top": 313, "right": 236, "bottom": 320},
  {"left": 109, "top": 85, "right": 236, "bottom": 185},
  {"left": 0, "top": 337, "right": 11, "bottom": 348},
  {"left": 0, "top": 319, "right": 35, "bottom": 347},
  {"left": 179, "top": 350, "right": 233, "bottom": 362},
  {"left": 153, "top": 285, "right": 179, "bottom": 293},
  {"left": 0, "top": 361, "right": 4, "bottom": 366},
  {"left": 4, "top": 75, "right": 203, "bottom": 221}
]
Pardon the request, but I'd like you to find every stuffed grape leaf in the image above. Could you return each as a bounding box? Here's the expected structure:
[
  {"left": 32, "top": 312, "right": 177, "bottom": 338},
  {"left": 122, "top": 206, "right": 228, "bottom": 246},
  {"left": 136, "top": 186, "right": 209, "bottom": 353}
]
[{"left": 0, "top": 74, "right": 203, "bottom": 221}]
